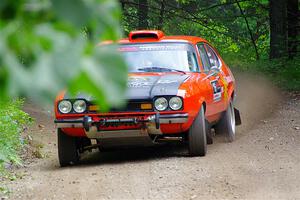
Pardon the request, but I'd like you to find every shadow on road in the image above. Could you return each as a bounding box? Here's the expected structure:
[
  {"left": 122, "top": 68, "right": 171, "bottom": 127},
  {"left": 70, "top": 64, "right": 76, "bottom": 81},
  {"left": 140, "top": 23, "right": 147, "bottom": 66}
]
[{"left": 78, "top": 143, "right": 188, "bottom": 167}]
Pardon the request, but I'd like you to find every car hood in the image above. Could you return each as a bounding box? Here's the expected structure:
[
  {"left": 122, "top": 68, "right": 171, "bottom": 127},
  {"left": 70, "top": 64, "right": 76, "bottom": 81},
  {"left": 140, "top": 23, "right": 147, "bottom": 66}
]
[
  {"left": 63, "top": 73, "right": 190, "bottom": 101},
  {"left": 126, "top": 73, "right": 190, "bottom": 99}
]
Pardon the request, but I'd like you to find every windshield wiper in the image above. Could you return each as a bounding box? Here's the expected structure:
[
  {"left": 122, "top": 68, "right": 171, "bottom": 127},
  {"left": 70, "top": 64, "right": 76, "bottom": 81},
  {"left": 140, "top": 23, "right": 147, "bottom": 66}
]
[{"left": 137, "top": 67, "right": 186, "bottom": 74}]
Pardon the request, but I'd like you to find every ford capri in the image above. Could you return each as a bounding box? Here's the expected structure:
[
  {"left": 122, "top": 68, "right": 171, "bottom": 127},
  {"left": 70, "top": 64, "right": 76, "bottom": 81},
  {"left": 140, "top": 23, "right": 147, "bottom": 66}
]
[{"left": 54, "top": 30, "right": 241, "bottom": 166}]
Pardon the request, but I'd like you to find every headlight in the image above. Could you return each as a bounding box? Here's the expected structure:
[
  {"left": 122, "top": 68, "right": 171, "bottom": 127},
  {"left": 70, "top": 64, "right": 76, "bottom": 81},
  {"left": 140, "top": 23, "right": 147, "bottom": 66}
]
[
  {"left": 169, "top": 97, "right": 183, "bottom": 110},
  {"left": 73, "top": 100, "right": 87, "bottom": 113},
  {"left": 154, "top": 97, "right": 168, "bottom": 111},
  {"left": 58, "top": 100, "right": 72, "bottom": 114}
]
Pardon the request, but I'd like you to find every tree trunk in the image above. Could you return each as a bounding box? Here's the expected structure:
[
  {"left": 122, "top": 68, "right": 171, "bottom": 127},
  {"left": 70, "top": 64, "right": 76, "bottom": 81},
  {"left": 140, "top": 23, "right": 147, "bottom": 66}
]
[
  {"left": 158, "top": 0, "right": 165, "bottom": 30},
  {"left": 287, "top": 0, "right": 299, "bottom": 58},
  {"left": 269, "top": 0, "right": 287, "bottom": 59},
  {"left": 137, "top": 0, "right": 148, "bottom": 29},
  {"left": 120, "top": 0, "right": 126, "bottom": 12}
]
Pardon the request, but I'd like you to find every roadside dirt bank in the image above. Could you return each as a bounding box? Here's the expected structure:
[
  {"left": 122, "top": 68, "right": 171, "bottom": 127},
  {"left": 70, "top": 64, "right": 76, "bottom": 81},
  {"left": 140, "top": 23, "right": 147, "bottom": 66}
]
[{"left": 2, "top": 73, "right": 300, "bottom": 199}]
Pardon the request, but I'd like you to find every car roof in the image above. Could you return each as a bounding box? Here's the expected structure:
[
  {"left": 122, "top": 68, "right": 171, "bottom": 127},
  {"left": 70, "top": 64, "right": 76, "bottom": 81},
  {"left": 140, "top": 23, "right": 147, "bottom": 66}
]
[
  {"left": 115, "top": 30, "right": 208, "bottom": 45},
  {"left": 119, "top": 36, "right": 208, "bottom": 45}
]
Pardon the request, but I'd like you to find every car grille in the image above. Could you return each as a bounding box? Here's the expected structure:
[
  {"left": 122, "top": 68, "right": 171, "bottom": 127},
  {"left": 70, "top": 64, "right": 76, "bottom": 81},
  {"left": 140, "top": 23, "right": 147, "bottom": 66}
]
[{"left": 88, "top": 100, "right": 153, "bottom": 113}]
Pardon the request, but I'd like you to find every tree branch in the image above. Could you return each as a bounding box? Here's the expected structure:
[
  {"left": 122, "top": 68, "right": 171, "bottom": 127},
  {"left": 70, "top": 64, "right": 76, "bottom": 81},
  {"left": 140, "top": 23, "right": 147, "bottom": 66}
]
[
  {"left": 122, "top": 0, "right": 250, "bottom": 42},
  {"left": 235, "top": 0, "right": 260, "bottom": 60}
]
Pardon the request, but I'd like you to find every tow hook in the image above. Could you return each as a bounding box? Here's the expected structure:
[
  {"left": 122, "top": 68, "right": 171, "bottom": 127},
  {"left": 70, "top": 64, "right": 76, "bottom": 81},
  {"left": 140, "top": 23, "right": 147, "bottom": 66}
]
[
  {"left": 155, "top": 112, "right": 160, "bottom": 129},
  {"left": 83, "top": 116, "right": 92, "bottom": 131}
]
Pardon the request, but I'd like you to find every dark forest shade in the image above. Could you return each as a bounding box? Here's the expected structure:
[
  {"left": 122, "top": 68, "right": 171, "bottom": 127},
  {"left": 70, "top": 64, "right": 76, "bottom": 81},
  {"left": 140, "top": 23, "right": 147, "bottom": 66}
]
[
  {"left": 121, "top": 0, "right": 299, "bottom": 60},
  {"left": 269, "top": 0, "right": 299, "bottom": 59},
  {"left": 287, "top": 0, "right": 299, "bottom": 59},
  {"left": 138, "top": 0, "right": 149, "bottom": 29},
  {"left": 269, "top": 0, "right": 287, "bottom": 59}
]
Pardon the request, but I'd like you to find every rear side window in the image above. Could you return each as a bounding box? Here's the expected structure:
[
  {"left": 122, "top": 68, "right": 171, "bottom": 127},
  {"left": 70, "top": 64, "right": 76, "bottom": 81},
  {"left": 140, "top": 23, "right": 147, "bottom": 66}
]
[
  {"left": 197, "top": 44, "right": 211, "bottom": 71},
  {"left": 205, "top": 44, "right": 220, "bottom": 68}
]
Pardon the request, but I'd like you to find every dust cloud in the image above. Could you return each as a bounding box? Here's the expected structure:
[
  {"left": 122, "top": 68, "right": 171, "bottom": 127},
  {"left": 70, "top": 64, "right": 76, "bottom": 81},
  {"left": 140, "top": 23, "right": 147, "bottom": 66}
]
[{"left": 233, "top": 71, "right": 283, "bottom": 133}]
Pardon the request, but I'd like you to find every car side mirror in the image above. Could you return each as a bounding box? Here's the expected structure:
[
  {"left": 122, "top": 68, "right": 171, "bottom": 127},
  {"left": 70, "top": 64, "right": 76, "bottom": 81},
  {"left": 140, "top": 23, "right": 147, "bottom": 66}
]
[{"left": 209, "top": 66, "right": 220, "bottom": 76}]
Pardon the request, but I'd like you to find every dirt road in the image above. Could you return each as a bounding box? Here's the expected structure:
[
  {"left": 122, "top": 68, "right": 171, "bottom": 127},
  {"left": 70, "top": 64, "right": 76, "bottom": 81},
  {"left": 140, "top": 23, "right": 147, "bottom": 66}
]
[{"left": 3, "top": 73, "right": 300, "bottom": 199}]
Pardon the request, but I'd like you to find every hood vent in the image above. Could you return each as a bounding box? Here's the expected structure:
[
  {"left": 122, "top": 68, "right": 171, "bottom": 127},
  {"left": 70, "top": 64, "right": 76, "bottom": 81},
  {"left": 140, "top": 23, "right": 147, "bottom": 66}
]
[{"left": 129, "top": 30, "right": 164, "bottom": 41}]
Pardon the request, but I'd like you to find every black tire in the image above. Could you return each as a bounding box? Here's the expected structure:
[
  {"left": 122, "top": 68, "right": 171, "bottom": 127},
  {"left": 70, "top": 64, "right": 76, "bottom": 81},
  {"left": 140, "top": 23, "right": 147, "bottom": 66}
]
[
  {"left": 215, "top": 100, "right": 236, "bottom": 142},
  {"left": 188, "top": 105, "right": 207, "bottom": 156},
  {"left": 206, "top": 120, "right": 213, "bottom": 145},
  {"left": 57, "top": 128, "right": 79, "bottom": 167}
]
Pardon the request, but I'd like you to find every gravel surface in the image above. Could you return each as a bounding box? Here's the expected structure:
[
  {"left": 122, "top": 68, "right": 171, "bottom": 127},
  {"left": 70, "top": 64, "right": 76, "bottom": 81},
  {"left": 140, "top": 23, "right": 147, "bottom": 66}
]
[{"left": 2, "top": 73, "right": 300, "bottom": 200}]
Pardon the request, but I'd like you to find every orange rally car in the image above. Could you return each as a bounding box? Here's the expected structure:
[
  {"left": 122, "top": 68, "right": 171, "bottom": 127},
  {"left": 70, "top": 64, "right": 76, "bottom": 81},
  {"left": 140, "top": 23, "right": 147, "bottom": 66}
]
[{"left": 54, "top": 30, "right": 241, "bottom": 167}]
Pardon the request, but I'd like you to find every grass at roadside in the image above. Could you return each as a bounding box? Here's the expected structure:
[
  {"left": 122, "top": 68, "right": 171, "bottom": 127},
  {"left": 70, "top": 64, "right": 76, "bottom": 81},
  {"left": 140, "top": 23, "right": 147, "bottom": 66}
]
[
  {"left": 224, "top": 55, "right": 300, "bottom": 91},
  {"left": 0, "top": 99, "right": 32, "bottom": 175}
]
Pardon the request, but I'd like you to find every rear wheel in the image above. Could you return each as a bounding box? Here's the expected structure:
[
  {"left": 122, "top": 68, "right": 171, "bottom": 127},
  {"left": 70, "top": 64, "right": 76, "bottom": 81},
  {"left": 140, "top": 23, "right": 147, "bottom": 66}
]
[
  {"left": 57, "top": 128, "right": 79, "bottom": 167},
  {"left": 188, "top": 105, "right": 207, "bottom": 156},
  {"left": 215, "top": 100, "right": 236, "bottom": 142}
]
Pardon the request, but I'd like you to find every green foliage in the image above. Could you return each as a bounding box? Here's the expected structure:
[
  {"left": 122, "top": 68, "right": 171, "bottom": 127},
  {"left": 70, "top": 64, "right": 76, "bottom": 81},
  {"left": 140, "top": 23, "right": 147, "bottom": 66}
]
[
  {"left": 0, "top": 99, "right": 32, "bottom": 173},
  {"left": 69, "top": 45, "right": 128, "bottom": 110},
  {"left": 225, "top": 55, "right": 300, "bottom": 91},
  {"left": 0, "top": 186, "right": 10, "bottom": 197},
  {"left": 122, "top": 0, "right": 270, "bottom": 60},
  {"left": 0, "top": 0, "right": 128, "bottom": 110}
]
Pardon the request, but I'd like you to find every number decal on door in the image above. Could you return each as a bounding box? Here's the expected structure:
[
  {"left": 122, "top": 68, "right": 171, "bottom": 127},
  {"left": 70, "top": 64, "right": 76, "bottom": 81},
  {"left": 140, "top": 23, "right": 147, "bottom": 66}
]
[{"left": 210, "top": 80, "right": 223, "bottom": 102}]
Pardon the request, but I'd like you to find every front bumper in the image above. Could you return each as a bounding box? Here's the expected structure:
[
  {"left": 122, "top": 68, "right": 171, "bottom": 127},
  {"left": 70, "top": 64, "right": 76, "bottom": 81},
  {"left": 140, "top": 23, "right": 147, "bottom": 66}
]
[{"left": 54, "top": 113, "right": 189, "bottom": 138}]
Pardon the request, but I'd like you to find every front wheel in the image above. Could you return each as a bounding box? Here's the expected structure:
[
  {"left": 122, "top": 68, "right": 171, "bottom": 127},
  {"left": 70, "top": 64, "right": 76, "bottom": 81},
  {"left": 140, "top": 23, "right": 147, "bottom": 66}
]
[
  {"left": 57, "top": 128, "right": 79, "bottom": 167},
  {"left": 215, "top": 100, "right": 236, "bottom": 142},
  {"left": 188, "top": 105, "right": 207, "bottom": 156}
]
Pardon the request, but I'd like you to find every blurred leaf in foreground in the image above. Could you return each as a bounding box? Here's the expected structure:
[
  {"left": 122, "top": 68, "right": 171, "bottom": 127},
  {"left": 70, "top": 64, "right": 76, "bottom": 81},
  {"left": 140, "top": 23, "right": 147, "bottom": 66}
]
[{"left": 0, "top": 0, "right": 127, "bottom": 110}]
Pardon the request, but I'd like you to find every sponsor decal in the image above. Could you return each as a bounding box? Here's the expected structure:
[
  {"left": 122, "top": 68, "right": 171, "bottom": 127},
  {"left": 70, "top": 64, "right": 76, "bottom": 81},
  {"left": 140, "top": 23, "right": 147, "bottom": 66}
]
[
  {"left": 219, "top": 75, "right": 228, "bottom": 100},
  {"left": 157, "top": 80, "right": 178, "bottom": 84},
  {"left": 213, "top": 92, "right": 222, "bottom": 102},
  {"left": 118, "top": 46, "right": 139, "bottom": 52},
  {"left": 127, "top": 76, "right": 154, "bottom": 88},
  {"left": 128, "top": 82, "right": 153, "bottom": 88},
  {"left": 177, "top": 89, "right": 186, "bottom": 97},
  {"left": 211, "top": 79, "right": 223, "bottom": 102},
  {"left": 138, "top": 45, "right": 187, "bottom": 51},
  {"left": 128, "top": 77, "right": 150, "bottom": 82},
  {"left": 119, "top": 44, "right": 188, "bottom": 52},
  {"left": 159, "top": 87, "right": 167, "bottom": 94},
  {"left": 225, "top": 76, "right": 232, "bottom": 83},
  {"left": 127, "top": 77, "right": 180, "bottom": 88}
]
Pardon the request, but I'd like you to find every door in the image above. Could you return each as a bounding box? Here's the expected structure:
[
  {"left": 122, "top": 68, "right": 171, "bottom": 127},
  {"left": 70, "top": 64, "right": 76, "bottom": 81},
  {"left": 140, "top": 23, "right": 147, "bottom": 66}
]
[
  {"left": 197, "top": 43, "right": 225, "bottom": 117},
  {"left": 204, "top": 44, "right": 228, "bottom": 111}
]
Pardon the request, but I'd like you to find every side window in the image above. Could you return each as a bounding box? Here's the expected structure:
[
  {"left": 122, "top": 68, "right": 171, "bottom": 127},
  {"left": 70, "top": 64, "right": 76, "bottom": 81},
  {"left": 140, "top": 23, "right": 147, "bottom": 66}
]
[
  {"left": 205, "top": 44, "right": 220, "bottom": 68},
  {"left": 187, "top": 51, "right": 199, "bottom": 72},
  {"left": 197, "top": 44, "right": 211, "bottom": 71}
]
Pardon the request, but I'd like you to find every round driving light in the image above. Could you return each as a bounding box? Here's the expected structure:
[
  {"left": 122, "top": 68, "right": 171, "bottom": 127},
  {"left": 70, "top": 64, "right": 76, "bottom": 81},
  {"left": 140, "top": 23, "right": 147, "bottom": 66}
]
[
  {"left": 169, "top": 97, "right": 183, "bottom": 110},
  {"left": 154, "top": 97, "right": 168, "bottom": 111},
  {"left": 58, "top": 100, "right": 72, "bottom": 114},
  {"left": 73, "top": 100, "right": 87, "bottom": 113}
]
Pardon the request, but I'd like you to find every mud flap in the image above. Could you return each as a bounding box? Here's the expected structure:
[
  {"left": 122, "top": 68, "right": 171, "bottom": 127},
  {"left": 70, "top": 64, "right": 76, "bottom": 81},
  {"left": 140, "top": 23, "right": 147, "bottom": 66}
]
[{"left": 234, "top": 108, "right": 242, "bottom": 126}]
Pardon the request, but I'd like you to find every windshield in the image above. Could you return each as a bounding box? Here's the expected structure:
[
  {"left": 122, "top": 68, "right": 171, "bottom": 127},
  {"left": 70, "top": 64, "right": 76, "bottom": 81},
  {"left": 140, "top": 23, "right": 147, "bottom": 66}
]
[{"left": 119, "top": 43, "right": 199, "bottom": 73}]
